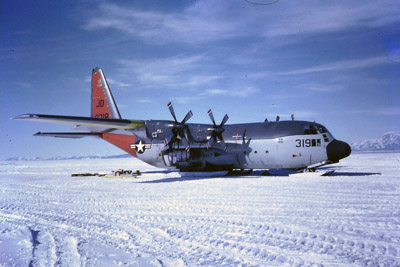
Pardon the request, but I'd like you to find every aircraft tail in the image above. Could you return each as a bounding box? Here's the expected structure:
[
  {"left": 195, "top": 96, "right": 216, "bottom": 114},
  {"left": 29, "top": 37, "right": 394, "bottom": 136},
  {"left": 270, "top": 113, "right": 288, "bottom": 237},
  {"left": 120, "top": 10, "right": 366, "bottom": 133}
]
[{"left": 91, "top": 68, "right": 122, "bottom": 119}]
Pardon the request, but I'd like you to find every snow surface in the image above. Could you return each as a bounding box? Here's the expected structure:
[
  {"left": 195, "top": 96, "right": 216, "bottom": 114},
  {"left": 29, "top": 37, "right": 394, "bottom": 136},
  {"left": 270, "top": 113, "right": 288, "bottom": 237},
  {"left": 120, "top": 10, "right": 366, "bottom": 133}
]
[{"left": 1, "top": 153, "right": 399, "bottom": 267}]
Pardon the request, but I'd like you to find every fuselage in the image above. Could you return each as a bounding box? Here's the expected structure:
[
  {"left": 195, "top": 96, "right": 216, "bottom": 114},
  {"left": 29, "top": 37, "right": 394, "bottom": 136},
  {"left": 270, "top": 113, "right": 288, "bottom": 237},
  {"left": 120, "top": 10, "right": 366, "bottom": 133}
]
[{"left": 129, "top": 119, "right": 351, "bottom": 171}]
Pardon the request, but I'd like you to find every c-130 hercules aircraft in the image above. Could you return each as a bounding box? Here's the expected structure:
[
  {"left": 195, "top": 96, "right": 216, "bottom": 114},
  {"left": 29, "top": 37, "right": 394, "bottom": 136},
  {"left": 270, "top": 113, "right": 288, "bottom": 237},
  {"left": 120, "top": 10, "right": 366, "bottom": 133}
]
[{"left": 14, "top": 68, "right": 351, "bottom": 174}]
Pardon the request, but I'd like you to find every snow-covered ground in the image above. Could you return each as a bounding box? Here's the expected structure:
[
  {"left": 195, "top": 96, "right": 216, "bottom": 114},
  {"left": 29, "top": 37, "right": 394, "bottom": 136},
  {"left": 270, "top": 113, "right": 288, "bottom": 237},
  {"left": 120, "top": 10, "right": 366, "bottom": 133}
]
[{"left": 1, "top": 152, "right": 399, "bottom": 267}]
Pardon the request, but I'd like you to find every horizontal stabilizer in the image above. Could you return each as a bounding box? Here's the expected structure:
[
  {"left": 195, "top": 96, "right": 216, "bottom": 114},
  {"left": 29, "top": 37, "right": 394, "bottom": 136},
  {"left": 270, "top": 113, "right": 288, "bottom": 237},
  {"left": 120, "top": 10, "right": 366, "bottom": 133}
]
[
  {"left": 13, "top": 114, "right": 145, "bottom": 130},
  {"left": 34, "top": 132, "right": 102, "bottom": 139}
]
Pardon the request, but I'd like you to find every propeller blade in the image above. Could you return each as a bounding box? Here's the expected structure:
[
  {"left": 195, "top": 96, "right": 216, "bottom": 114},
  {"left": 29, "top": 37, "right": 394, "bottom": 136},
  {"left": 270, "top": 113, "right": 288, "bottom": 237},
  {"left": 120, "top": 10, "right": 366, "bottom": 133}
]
[
  {"left": 219, "top": 114, "right": 229, "bottom": 127},
  {"left": 181, "top": 136, "right": 190, "bottom": 149},
  {"left": 164, "top": 133, "right": 174, "bottom": 146},
  {"left": 181, "top": 110, "right": 193, "bottom": 124},
  {"left": 206, "top": 137, "right": 214, "bottom": 149},
  {"left": 217, "top": 133, "right": 224, "bottom": 142},
  {"left": 206, "top": 141, "right": 210, "bottom": 149},
  {"left": 220, "top": 140, "right": 226, "bottom": 150},
  {"left": 167, "top": 102, "right": 178, "bottom": 123},
  {"left": 208, "top": 109, "right": 216, "bottom": 127},
  {"left": 183, "top": 128, "right": 190, "bottom": 142}
]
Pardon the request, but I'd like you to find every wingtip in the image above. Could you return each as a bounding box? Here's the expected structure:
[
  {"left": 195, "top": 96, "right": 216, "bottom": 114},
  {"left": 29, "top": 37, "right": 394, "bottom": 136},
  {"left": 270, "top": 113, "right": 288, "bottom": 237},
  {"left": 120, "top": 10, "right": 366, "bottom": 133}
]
[{"left": 12, "top": 114, "right": 38, "bottom": 120}]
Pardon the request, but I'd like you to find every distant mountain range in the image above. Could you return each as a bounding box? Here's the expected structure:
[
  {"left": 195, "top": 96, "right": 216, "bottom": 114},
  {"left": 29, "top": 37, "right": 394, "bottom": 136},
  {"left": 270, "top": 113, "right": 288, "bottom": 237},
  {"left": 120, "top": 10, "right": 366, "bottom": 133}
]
[
  {"left": 5, "top": 154, "right": 132, "bottom": 162},
  {"left": 351, "top": 132, "right": 400, "bottom": 151}
]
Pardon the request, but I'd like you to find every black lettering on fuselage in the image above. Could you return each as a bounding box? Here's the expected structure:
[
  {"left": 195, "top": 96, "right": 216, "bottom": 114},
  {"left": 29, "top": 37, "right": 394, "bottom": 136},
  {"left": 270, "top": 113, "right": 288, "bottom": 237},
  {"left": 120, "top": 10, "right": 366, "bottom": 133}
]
[{"left": 296, "top": 139, "right": 321, "bottom": 147}]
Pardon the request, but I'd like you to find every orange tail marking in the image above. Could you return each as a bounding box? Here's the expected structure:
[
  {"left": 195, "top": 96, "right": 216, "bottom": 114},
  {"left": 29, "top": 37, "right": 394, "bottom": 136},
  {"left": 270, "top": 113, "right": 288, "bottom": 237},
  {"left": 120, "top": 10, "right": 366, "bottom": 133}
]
[
  {"left": 102, "top": 133, "right": 137, "bottom": 157},
  {"left": 92, "top": 70, "right": 111, "bottom": 119}
]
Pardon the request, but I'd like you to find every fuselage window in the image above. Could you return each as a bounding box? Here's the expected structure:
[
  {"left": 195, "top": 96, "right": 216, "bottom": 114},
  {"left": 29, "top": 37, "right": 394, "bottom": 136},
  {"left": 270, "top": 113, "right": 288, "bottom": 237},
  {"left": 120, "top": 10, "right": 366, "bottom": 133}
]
[
  {"left": 312, "top": 139, "right": 316, "bottom": 147},
  {"left": 317, "top": 139, "right": 321, "bottom": 146},
  {"left": 323, "top": 134, "right": 329, "bottom": 142}
]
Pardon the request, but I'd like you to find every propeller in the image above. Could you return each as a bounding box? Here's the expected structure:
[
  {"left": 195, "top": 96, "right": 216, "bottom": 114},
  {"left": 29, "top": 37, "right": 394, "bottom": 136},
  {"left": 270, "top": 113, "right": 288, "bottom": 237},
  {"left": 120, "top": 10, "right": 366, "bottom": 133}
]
[
  {"left": 206, "top": 109, "right": 229, "bottom": 149},
  {"left": 164, "top": 102, "right": 193, "bottom": 150},
  {"left": 242, "top": 129, "right": 251, "bottom": 146}
]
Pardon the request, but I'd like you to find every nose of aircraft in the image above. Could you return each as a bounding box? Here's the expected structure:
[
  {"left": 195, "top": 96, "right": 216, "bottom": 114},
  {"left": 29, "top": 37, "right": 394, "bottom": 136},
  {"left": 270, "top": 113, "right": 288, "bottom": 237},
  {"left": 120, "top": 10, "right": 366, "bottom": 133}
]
[{"left": 327, "top": 140, "right": 351, "bottom": 162}]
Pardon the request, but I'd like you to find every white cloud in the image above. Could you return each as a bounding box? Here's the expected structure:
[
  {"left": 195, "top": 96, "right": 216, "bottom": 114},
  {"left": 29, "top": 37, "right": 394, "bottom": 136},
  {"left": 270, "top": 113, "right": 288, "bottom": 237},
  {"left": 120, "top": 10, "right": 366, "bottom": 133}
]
[
  {"left": 200, "top": 89, "right": 229, "bottom": 96},
  {"left": 82, "top": 3, "right": 242, "bottom": 44},
  {"left": 261, "top": 1, "right": 398, "bottom": 38},
  {"left": 200, "top": 87, "right": 260, "bottom": 97},
  {"left": 298, "top": 83, "right": 344, "bottom": 93},
  {"left": 352, "top": 107, "right": 400, "bottom": 116},
  {"left": 117, "top": 54, "right": 222, "bottom": 88},
  {"left": 277, "top": 54, "right": 400, "bottom": 75},
  {"left": 377, "top": 107, "right": 400, "bottom": 116},
  {"left": 106, "top": 78, "right": 131, "bottom": 87},
  {"left": 81, "top": 1, "right": 399, "bottom": 45},
  {"left": 171, "top": 96, "right": 203, "bottom": 104},
  {"left": 136, "top": 99, "right": 154, "bottom": 104},
  {"left": 16, "top": 82, "right": 32, "bottom": 88}
]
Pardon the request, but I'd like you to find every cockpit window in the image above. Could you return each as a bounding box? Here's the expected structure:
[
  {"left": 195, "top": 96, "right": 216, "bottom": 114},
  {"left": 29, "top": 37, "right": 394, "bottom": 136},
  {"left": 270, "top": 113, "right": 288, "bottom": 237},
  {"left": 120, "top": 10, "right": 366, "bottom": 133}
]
[
  {"left": 304, "top": 125, "right": 318, "bottom": 135},
  {"left": 317, "top": 125, "right": 327, "bottom": 133}
]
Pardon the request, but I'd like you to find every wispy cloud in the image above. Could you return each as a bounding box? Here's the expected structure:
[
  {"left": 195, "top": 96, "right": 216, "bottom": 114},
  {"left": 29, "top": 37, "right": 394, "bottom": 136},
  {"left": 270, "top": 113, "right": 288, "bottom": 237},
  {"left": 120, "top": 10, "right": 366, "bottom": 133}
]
[
  {"left": 277, "top": 54, "right": 399, "bottom": 75},
  {"left": 82, "top": 3, "right": 242, "bottom": 44},
  {"left": 263, "top": 1, "right": 398, "bottom": 38},
  {"left": 106, "top": 78, "right": 131, "bottom": 88},
  {"left": 16, "top": 82, "right": 33, "bottom": 88},
  {"left": 136, "top": 99, "right": 154, "bottom": 104},
  {"left": 200, "top": 87, "right": 260, "bottom": 97},
  {"left": 298, "top": 83, "right": 344, "bottom": 93},
  {"left": 377, "top": 107, "right": 400, "bottom": 116},
  {"left": 81, "top": 1, "right": 398, "bottom": 45},
  {"left": 352, "top": 107, "right": 400, "bottom": 116},
  {"left": 117, "top": 54, "right": 222, "bottom": 88},
  {"left": 171, "top": 96, "right": 204, "bottom": 104}
]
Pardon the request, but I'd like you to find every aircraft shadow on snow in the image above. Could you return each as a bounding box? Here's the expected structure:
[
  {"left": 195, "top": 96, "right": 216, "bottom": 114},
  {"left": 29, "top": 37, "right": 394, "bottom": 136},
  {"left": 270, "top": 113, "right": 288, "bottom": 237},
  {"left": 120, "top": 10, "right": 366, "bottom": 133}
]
[
  {"left": 320, "top": 166, "right": 381, "bottom": 177},
  {"left": 138, "top": 169, "right": 381, "bottom": 183},
  {"left": 328, "top": 172, "right": 381, "bottom": 176}
]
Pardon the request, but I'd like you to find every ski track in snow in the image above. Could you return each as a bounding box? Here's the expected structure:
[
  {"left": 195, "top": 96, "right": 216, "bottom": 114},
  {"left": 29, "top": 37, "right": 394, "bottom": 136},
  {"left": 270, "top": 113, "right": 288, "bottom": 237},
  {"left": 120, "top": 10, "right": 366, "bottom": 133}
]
[{"left": 0, "top": 153, "right": 399, "bottom": 266}]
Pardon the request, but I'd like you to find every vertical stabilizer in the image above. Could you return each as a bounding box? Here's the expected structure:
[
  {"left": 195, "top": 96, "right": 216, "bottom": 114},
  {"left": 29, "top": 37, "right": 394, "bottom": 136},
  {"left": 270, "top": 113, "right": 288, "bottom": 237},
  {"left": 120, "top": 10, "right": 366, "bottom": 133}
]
[{"left": 91, "top": 67, "right": 122, "bottom": 119}]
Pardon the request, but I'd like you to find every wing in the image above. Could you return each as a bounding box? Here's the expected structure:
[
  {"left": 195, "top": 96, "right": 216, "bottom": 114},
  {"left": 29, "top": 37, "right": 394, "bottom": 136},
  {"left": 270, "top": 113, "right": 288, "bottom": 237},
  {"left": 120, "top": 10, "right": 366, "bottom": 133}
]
[
  {"left": 34, "top": 132, "right": 103, "bottom": 139},
  {"left": 13, "top": 114, "right": 145, "bottom": 130}
]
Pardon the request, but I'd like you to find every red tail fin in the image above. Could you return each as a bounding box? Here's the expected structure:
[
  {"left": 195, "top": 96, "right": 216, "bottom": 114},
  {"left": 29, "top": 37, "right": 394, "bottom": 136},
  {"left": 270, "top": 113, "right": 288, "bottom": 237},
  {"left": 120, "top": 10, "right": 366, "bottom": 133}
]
[{"left": 91, "top": 68, "right": 121, "bottom": 119}]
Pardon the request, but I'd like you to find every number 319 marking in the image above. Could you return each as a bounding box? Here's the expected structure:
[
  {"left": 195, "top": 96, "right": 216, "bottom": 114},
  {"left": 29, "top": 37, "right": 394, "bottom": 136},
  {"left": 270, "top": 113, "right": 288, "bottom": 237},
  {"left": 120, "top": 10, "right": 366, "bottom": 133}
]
[{"left": 296, "top": 139, "right": 311, "bottom": 147}]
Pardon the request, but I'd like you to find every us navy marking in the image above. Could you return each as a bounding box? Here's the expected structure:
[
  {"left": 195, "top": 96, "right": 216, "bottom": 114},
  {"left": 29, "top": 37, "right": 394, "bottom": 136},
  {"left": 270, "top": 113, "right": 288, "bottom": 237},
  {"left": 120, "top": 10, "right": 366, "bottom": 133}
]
[{"left": 130, "top": 140, "right": 151, "bottom": 154}]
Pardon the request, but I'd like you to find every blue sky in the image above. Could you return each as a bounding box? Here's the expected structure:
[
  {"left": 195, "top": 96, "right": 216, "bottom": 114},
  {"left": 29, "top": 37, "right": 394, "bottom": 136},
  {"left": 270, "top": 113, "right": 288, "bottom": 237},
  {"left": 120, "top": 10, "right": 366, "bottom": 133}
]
[{"left": 1, "top": 0, "right": 399, "bottom": 160}]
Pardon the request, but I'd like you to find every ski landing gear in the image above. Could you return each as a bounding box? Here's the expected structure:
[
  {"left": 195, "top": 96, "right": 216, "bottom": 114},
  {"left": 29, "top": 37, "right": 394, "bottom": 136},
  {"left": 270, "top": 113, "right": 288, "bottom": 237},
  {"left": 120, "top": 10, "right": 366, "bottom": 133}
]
[{"left": 289, "top": 168, "right": 334, "bottom": 177}]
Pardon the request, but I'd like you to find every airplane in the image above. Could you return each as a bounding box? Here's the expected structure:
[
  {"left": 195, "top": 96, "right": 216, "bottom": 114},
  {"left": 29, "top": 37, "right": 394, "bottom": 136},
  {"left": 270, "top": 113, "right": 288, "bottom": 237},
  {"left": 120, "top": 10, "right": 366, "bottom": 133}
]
[{"left": 14, "top": 67, "right": 351, "bottom": 174}]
